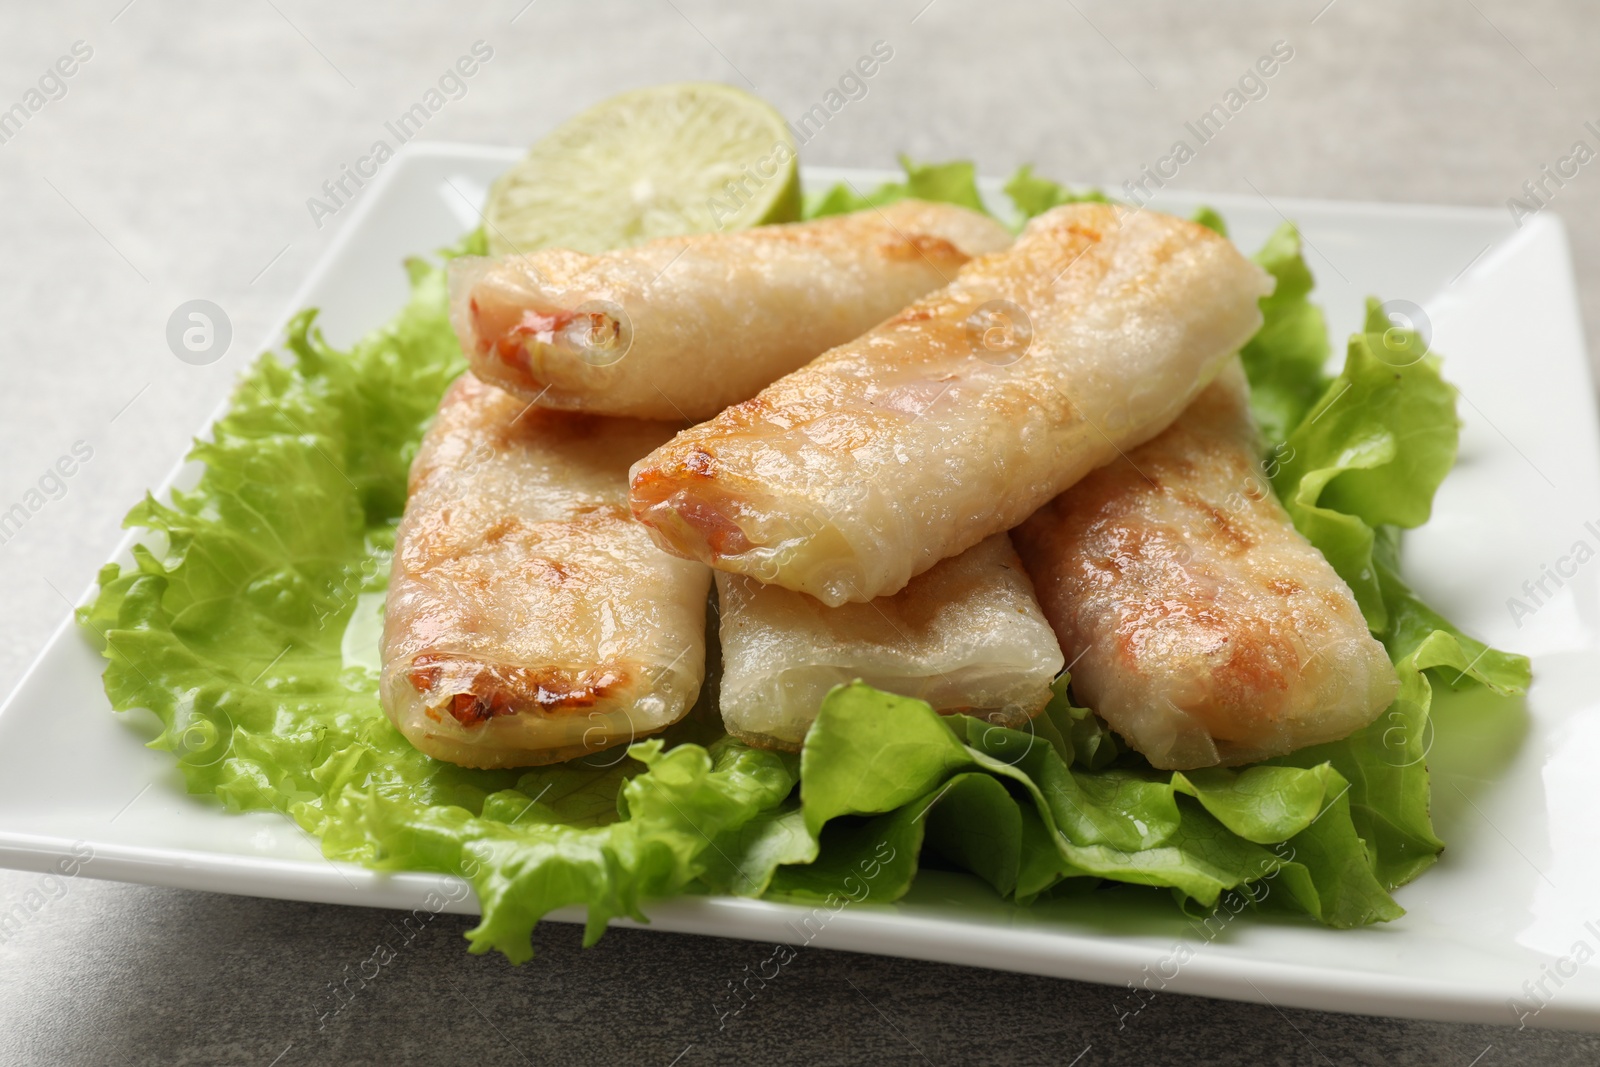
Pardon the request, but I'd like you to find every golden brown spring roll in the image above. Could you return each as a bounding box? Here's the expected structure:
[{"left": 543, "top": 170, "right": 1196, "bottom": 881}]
[
  {"left": 716, "top": 534, "right": 1064, "bottom": 749},
  {"left": 1011, "top": 361, "right": 1398, "bottom": 769},
  {"left": 450, "top": 200, "right": 1012, "bottom": 421},
  {"left": 630, "top": 202, "right": 1274, "bottom": 606},
  {"left": 380, "top": 373, "right": 709, "bottom": 768}
]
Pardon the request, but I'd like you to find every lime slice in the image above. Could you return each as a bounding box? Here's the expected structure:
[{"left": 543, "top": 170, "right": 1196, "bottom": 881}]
[{"left": 484, "top": 83, "right": 801, "bottom": 255}]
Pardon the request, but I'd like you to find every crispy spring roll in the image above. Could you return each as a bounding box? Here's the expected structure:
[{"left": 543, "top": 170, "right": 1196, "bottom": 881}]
[
  {"left": 450, "top": 200, "right": 1013, "bottom": 421},
  {"left": 716, "top": 534, "right": 1064, "bottom": 749},
  {"left": 630, "top": 202, "right": 1274, "bottom": 606},
  {"left": 1012, "top": 361, "right": 1398, "bottom": 769},
  {"left": 380, "top": 373, "right": 710, "bottom": 769}
]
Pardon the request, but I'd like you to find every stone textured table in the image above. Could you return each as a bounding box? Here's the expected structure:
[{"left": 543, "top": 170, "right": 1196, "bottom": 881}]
[{"left": 2, "top": 2, "right": 1597, "bottom": 1063}]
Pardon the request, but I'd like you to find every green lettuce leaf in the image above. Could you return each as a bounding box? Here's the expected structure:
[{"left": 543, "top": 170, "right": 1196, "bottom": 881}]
[
  {"left": 1272, "top": 302, "right": 1459, "bottom": 628},
  {"left": 767, "top": 801, "right": 928, "bottom": 903},
  {"left": 805, "top": 156, "right": 989, "bottom": 219},
  {"left": 796, "top": 683, "right": 972, "bottom": 836},
  {"left": 338, "top": 737, "right": 795, "bottom": 962},
  {"left": 920, "top": 773, "right": 1025, "bottom": 897},
  {"left": 1002, "top": 164, "right": 1112, "bottom": 221},
  {"left": 1191, "top": 205, "right": 1229, "bottom": 236},
  {"left": 1239, "top": 224, "right": 1334, "bottom": 445},
  {"left": 763, "top": 683, "right": 1400, "bottom": 925},
  {"left": 1039, "top": 673, "right": 1119, "bottom": 770},
  {"left": 699, "top": 801, "right": 812, "bottom": 898},
  {"left": 803, "top": 158, "right": 1115, "bottom": 228}
]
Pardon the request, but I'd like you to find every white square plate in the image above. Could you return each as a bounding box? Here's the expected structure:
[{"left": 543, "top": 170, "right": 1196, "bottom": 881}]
[{"left": 3, "top": 143, "right": 1598, "bottom": 1031}]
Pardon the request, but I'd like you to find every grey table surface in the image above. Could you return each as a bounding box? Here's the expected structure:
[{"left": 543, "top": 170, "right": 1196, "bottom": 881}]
[{"left": 2, "top": 1, "right": 1598, "bottom": 1064}]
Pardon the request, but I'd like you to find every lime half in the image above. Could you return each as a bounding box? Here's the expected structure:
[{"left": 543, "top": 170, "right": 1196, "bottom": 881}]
[{"left": 484, "top": 83, "right": 801, "bottom": 255}]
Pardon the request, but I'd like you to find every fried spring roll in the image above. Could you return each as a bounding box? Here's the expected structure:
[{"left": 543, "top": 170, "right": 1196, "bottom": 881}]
[
  {"left": 450, "top": 200, "right": 1013, "bottom": 421},
  {"left": 380, "top": 373, "right": 710, "bottom": 768},
  {"left": 629, "top": 202, "right": 1274, "bottom": 606},
  {"left": 716, "top": 534, "right": 1064, "bottom": 749},
  {"left": 1012, "top": 361, "right": 1398, "bottom": 769}
]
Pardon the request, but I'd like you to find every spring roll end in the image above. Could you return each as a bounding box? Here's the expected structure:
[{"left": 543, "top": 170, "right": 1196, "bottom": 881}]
[
  {"left": 630, "top": 461, "right": 875, "bottom": 605},
  {"left": 380, "top": 653, "right": 699, "bottom": 769}
]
